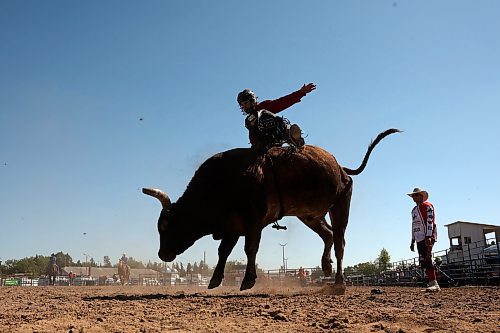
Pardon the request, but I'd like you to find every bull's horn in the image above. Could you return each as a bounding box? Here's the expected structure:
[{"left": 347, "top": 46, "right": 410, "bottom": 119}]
[{"left": 142, "top": 188, "right": 171, "bottom": 209}]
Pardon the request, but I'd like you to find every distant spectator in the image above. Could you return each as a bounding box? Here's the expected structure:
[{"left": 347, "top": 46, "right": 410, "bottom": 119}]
[
  {"left": 68, "top": 271, "right": 76, "bottom": 286},
  {"left": 298, "top": 267, "right": 307, "bottom": 286}
]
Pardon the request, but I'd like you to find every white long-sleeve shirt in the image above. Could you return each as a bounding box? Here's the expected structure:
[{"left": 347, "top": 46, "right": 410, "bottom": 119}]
[{"left": 411, "top": 201, "right": 437, "bottom": 242}]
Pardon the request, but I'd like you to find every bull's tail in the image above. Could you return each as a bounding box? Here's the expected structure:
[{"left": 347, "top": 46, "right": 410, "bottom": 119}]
[{"left": 343, "top": 128, "right": 401, "bottom": 176}]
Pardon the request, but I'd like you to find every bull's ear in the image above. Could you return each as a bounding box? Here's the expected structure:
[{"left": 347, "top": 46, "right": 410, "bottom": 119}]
[{"left": 142, "top": 188, "right": 171, "bottom": 209}]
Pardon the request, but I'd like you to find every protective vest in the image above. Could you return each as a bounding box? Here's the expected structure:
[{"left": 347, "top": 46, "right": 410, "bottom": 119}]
[
  {"left": 411, "top": 202, "right": 437, "bottom": 242},
  {"left": 245, "top": 110, "right": 290, "bottom": 149}
]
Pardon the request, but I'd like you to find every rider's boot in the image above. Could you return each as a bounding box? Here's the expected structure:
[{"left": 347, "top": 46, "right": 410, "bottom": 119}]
[{"left": 289, "top": 124, "right": 305, "bottom": 147}]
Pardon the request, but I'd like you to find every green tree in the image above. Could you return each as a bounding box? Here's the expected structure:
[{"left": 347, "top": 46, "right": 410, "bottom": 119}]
[
  {"left": 2, "top": 255, "right": 50, "bottom": 276},
  {"left": 344, "top": 265, "right": 356, "bottom": 276},
  {"left": 146, "top": 261, "right": 163, "bottom": 271},
  {"left": 172, "top": 262, "right": 180, "bottom": 274},
  {"left": 103, "top": 256, "right": 112, "bottom": 268},
  {"left": 54, "top": 252, "right": 74, "bottom": 268},
  {"left": 193, "top": 262, "right": 199, "bottom": 274},
  {"left": 0, "top": 252, "right": 74, "bottom": 276},
  {"left": 198, "top": 260, "right": 211, "bottom": 276},
  {"left": 224, "top": 260, "right": 246, "bottom": 273},
  {"left": 126, "top": 257, "right": 145, "bottom": 269},
  {"left": 356, "top": 261, "right": 378, "bottom": 275},
  {"left": 375, "top": 248, "right": 391, "bottom": 272}
]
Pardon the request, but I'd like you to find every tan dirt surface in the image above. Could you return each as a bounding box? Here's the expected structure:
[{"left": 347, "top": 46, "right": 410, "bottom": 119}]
[{"left": 0, "top": 284, "right": 499, "bottom": 333}]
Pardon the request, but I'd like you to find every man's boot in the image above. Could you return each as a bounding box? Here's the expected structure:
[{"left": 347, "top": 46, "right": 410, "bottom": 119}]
[{"left": 426, "top": 280, "right": 441, "bottom": 292}]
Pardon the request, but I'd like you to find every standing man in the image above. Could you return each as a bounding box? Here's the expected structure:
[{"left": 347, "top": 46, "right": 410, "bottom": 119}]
[
  {"left": 408, "top": 187, "right": 440, "bottom": 292},
  {"left": 68, "top": 271, "right": 76, "bottom": 286},
  {"left": 237, "top": 83, "right": 316, "bottom": 151}
]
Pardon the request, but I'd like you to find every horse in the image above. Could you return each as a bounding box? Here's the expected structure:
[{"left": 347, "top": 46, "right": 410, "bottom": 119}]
[
  {"left": 118, "top": 259, "right": 130, "bottom": 285},
  {"left": 46, "top": 263, "right": 59, "bottom": 285}
]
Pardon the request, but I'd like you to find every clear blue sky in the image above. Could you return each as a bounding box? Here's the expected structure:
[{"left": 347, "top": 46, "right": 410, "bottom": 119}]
[{"left": 1, "top": 1, "right": 499, "bottom": 271}]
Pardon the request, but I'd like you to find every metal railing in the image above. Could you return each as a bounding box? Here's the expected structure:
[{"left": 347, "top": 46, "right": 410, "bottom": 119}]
[{"left": 343, "top": 238, "right": 499, "bottom": 287}]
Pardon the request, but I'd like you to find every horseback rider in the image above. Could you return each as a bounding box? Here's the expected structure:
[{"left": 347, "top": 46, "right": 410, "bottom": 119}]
[
  {"left": 50, "top": 253, "right": 57, "bottom": 266},
  {"left": 120, "top": 253, "right": 129, "bottom": 265},
  {"left": 47, "top": 253, "right": 58, "bottom": 285},
  {"left": 118, "top": 253, "right": 130, "bottom": 285},
  {"left": 237, "top": 83, "right": 316, "bottom": 152}
]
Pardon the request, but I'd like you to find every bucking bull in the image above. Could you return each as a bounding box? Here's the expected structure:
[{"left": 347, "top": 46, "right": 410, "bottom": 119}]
[{"left": 143, "top": 128, "right": 399, "bottom": 293}]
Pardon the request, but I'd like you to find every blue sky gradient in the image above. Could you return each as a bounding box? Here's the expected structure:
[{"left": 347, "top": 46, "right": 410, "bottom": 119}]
[{"left": 1, "top": 1, "right": 499, "bottom": 270}]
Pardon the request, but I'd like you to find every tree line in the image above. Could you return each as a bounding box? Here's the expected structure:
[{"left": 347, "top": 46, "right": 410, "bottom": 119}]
[
  {"left": 0, "top": 251, "right": 216, "bottom": 277},
  {"left": 1, "top": 252, "right": 74, "bottom": 276},
  {"left": 343, "top": 248, "right": 392, "bottom": 276},
  {"left": 0, "top": 249, "right": 391, "bottom": 278}
]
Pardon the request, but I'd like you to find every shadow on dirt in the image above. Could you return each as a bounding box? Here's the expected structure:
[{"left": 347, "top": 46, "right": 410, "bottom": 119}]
[{"left": 83, "top": 292, "right": 275, "bottom": 302}]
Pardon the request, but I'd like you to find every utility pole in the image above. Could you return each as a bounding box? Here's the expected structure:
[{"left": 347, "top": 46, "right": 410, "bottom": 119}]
[
  {"left": 279, "top": 243, "right": 287, "bottom": 273},
  {"left": 203, "top": 251, "right": 206, "bottom": 276},
  {"left": 83, "top": 253, "right": 90, "bottom": 276}
]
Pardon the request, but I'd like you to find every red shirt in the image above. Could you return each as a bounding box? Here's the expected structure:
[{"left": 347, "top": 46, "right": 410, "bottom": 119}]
[
  {"left": 255, "top": 89, "right": 306, "bottom": 114},
  {"left": 246, "top": 89, "right": 306, "bottom": 147}
]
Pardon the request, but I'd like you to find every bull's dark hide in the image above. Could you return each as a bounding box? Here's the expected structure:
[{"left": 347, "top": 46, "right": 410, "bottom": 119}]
[{"left": 144, "top": 128, "right": 400, "bottom": 292}]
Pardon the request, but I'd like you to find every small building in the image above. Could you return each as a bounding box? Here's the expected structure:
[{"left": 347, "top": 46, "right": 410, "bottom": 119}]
[
  {"left": 62, "top": 266, "right": 161, "bottom": 285},
  {"left": 444, "top": 221, "right": 499, "bottom": 263}
]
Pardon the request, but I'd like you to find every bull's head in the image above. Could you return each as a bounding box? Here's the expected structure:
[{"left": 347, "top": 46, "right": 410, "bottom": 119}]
[{"left": 142, "top": 187, "right": 199, "bottom": 262}]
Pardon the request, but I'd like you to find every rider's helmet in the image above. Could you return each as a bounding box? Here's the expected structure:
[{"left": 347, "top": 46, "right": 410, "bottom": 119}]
[
  {"left": 237, "top": 89, "right": 257, "bottom": 105},
  {"left": 122, "top": 253, "right": 127, "bottom": 257}
]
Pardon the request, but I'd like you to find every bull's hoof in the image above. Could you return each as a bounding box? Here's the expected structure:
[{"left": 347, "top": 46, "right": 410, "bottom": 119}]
[
  {"left": 240, "top": 278, "right": 256, "bottom": 291},
  {"left": 332, "top": 282, "right": 346, "bottom": 295},
  {"left": 320, "top": 282, "right": 346, "bottom": 295},
  {"left": 208, "top": 277, "right": 222, "bottom": 289}
]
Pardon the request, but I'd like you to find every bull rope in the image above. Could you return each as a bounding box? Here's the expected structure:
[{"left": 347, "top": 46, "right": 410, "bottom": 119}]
[{"left": 265, "top": 153, "right": 287, "bottom": 231}]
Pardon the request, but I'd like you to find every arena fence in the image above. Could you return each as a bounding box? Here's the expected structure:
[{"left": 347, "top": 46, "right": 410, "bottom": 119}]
[
  {"left": 343, "top": 239, "right": 499, "bottom": 287},
  {"left": 2, "top": 240, "right": 498, "bottom": 288}
]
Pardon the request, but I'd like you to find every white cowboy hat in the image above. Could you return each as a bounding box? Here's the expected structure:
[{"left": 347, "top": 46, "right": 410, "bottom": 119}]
[{"left": 407, "top": 187, "right": 429, "bottom": 201}]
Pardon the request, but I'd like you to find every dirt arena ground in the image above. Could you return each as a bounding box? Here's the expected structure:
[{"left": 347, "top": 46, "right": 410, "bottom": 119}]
[{"left": 0, "top": 284, "right": 498, "bottom": 333}]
